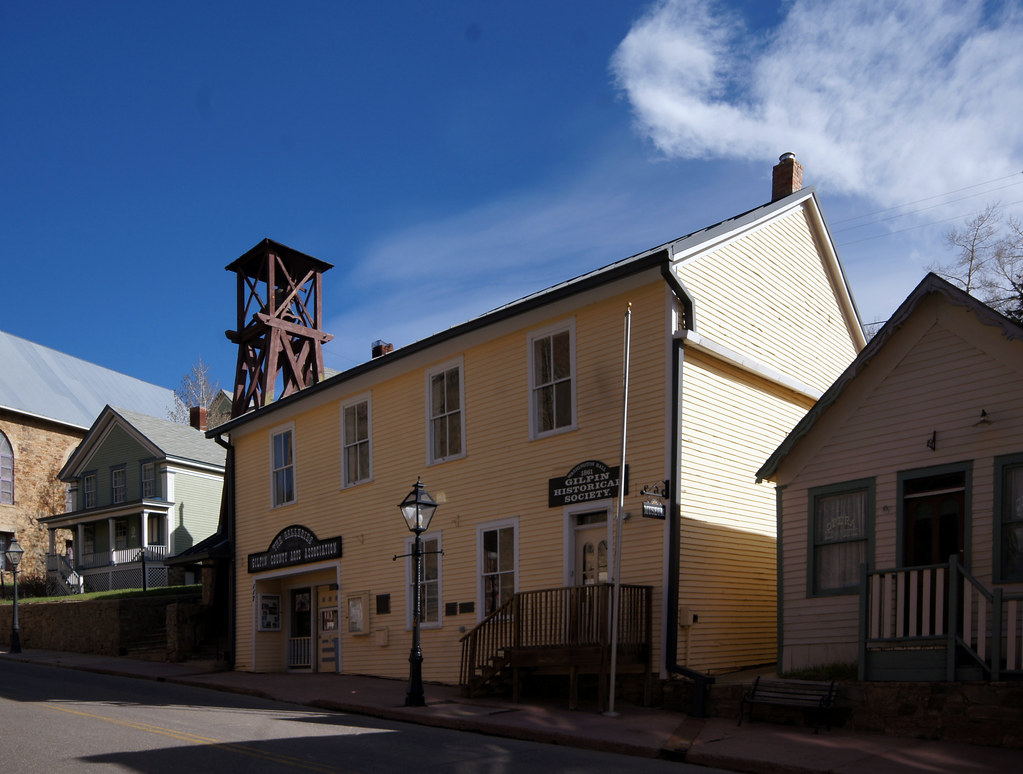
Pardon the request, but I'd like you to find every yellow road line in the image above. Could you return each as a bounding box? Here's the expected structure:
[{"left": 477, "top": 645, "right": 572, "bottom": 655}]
[{"left": 41, "top": 703, "right": 343, "bottom": 774}]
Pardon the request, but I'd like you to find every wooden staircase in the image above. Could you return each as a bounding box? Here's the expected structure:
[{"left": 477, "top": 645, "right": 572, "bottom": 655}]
[{"left": 460, "top": 583, "right": 652, "bottom": 709}]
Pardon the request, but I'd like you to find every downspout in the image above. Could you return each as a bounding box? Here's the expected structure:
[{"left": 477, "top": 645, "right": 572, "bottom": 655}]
[
  {"left": 660, "top": 262, "right": 715, "bottom": 716},
  {"left": 214, "top": 433, "right": 236, "bottom": 667}
]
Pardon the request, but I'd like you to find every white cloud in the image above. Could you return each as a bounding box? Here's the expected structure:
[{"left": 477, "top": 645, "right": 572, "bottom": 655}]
[
  {"left": 322, "top": 168, "right": 680, "bottom": 369},
  {"left": 612, "top": 0, "right": 1023, "bottom": 207}
]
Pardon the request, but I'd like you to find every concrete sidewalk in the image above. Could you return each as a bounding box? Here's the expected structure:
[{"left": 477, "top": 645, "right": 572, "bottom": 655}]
[{"left": 4, "top": 649, "right": 1021, "bottom": 772}]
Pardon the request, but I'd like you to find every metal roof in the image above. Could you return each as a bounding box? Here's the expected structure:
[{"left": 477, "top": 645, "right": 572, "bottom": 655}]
[
  {"left": 109, "top": 407, "right": 226, "bottom": 468},
  {"left": 0, "top": 330, "right": 176, "bottom": 430}
]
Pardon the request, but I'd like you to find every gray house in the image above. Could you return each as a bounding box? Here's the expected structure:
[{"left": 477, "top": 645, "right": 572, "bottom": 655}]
[{"left": 42, "top": 405, "right": 225, "bottom": 592}]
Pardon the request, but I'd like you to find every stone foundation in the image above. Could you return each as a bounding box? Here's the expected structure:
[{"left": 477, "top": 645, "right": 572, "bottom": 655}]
[{"left": 664, "top": 676, "right": 1023, "bottom": 748}]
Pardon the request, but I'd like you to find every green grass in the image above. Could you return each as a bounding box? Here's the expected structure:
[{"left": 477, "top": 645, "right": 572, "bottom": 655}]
[{"left": 0, "top": 584, "right": 201, "bottom": 605}]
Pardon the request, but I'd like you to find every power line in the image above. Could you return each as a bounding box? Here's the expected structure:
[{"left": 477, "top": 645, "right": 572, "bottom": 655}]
[
  {"left": 831, "top": 170, "right": 1023, "bottom": 226},
  {"left": 836, "top": 196, "right": 1023, "bottom": 247},
  {"left": 833, "top": 180, "right": 1023, "bottom": 233}
]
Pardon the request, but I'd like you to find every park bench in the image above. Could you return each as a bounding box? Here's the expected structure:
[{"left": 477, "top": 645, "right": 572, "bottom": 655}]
[{"left": 739, "top": 676, "right": 836, "bottom": 732}]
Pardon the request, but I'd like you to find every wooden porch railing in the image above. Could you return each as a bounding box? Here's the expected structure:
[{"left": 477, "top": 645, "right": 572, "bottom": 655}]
[
  {"left": 860, "top": 558, "right": 1023, "bottom": 681},
  {"left": 459, "top": 583, "right": 651, "bottom": 693}
]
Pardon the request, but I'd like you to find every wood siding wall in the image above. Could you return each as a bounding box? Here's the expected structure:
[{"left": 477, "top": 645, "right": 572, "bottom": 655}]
[
  {"left": 232, "top": 281, "right": 675, "bottom": 680},
  {"left": 774, "top": 296, "right": 1023, "bottom": 672}
]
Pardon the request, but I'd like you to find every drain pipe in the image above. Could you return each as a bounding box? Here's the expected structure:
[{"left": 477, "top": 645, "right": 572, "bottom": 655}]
[
  {"left": 214, "top": 433, "right": 236, "bottom": 668},
  {"left": 661, "top": 263, "right": 715, "bottom": 717}
]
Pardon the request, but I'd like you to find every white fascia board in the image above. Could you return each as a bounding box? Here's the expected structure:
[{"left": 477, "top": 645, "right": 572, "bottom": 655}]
[{"left": 676, "top": 329, "right": 822, "bottom": 401}]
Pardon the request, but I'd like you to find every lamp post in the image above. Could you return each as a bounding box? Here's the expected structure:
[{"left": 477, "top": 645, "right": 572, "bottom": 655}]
[
  {"left": 6, "top": 537, "right": 24, "bottom": 654},
  {"left": 398, "top": 478, "right": 438, "bottom": 707}
]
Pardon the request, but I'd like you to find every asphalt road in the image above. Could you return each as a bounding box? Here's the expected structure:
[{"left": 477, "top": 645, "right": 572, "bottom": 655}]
[{"left": 0, "top": 659, "right": 727, "bottom": 773}]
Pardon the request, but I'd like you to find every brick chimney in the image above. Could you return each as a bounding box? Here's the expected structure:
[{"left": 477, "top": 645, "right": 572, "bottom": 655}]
[
  {"left": 772, "top": 152, "right": 803, "bottom": 201},
  {"left": 371, "top": 340, "right": 393, "bottom": 358},
  {"left": 189, "top": 406, "right": 208, "bottom": 431}
]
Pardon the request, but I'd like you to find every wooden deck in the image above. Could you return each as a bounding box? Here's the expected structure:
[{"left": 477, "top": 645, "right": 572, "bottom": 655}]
[{"left": 459, "top": 583, "right": 652, "bottom": 710}]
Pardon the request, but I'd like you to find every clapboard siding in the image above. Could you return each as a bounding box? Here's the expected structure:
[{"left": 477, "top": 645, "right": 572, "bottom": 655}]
[
  {"left": 232, "top": 281, "right": 675, "bottom": 680},
  {"left": 773, "top": 292, "right": 1023, "bottom": 672},
  {"left": 676, "top": 209, "right": 856, "bottom": 392},
  {"left": 676, "top": 350, "right": 811, "bottom": 672}
]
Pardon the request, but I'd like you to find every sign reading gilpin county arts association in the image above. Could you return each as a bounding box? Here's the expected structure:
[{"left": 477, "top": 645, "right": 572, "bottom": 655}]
[
  {"left": 548, "top": 460, "right": 627, "bottom": 508},
  {"left": 248, "top": 524, "right": 342, "bottom": 573}
]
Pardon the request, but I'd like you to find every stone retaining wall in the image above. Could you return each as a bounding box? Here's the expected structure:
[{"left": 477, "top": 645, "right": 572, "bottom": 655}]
[{"left": 0, "top": 593, "right": 201, "bottom": 657}]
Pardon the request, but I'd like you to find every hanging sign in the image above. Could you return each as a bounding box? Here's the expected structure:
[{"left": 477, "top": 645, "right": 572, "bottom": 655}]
[
  {"left": 548, "top": 460, "right": 627, "bottom": 508},
  {"left": 248, "top": 524, "right": 342, "bottom": 572}
]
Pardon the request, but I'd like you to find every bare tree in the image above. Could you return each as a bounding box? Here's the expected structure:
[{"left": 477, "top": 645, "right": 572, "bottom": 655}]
[
  {"left": 169, "top": 357, "right": 230, "bottom": 427},
  {"left": 931, "top": 203, "right": 1023, "bottom": 322}
]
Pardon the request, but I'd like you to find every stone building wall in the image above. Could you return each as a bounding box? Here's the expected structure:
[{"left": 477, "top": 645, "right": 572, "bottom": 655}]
[{"left": 0, "top": 410, "right": 83, "bottom": 581}]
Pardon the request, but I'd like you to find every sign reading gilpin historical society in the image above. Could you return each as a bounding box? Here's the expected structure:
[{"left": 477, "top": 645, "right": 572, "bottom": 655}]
[
  {"left": 248, "top": 525, "right": 342, "bottom": 573},
  {"left": 548, "top": 460, "right": 627, "bottom": 508}
]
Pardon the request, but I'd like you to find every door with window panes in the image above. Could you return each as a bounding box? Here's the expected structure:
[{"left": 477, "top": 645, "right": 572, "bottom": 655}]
[{"left": 573, "top": 510, "right": 608, "bottom": 586}]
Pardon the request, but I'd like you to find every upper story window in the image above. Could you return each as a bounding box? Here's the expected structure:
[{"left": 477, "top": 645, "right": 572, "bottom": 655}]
[
  {"left": 529, "top": 321, "right": 576, "bottom": 438},
  {"left": 996, "top": 453, "right": 1023, "bottom": 582},
  {"left": 341, "top": 396, "right": 371, "bottom": 487},
  {"left": 271, "top": 426, "right": 295, "bottom": 507},
  {"left": 427, "top": 359, "right": 465, "bottom": 464},
  {"left": 141, "top": 462, "right": 156, "bottom": 499},
  {"left": 111, "top": 466, "right": 126, "bottom": 504},
  {"left": 809, "top": 478, "right": 874, "bottom": 596},
  {"left": 83, "top": 472, "right": 97, "bottom": 509},
  {"left": 0, "top": 431, "right": 13, "bottom": 504}
]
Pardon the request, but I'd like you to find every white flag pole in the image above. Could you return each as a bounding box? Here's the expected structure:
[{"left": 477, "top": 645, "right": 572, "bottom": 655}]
[{"left": 605, "top": 302, "right": 631, "bottom": 717}]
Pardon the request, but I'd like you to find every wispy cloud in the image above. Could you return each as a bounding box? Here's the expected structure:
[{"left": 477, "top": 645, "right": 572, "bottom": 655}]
[
  {"left": 322, "top": 157, "right": 717, "bottom": 369},
  {"left": 611, "top": 0, "right": 1023, "bottom": 206}
]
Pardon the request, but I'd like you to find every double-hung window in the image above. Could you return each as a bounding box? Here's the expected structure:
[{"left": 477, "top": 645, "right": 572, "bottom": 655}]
[
  {"left": 271, "top": 426, "right": 296, "bottom": 507},
  {"left": 141, "top": 462, "right": 156, "bottom": 499},
  {"left": 407, "top": 534, "right": 442, "bottom": 628},
  {"left": 529, "top": 322, "right": 575, "bottom": 437},
  {"left": 808, "top": 479, "right": 873, "bottom": 596},
  {"left": 996, "top": 453, "right": 1023, "bottom": 582},
  {"left": 427, "top": 359, "right": 464, "bottom": 463},
  {"left": 0, "top": 431, "right": 13, "bottom": 504},
  {"left": 341, "top": 397, "right": 371, "bottom": 487},
  {"left": 83, "top": 472, "right": 97, "bottom": 509},
  {"left": 111, "top": 466, "right": 126, "bottom": 504},
  {"left": 479, "top": 519, "right": 517, "bottom": 616}
]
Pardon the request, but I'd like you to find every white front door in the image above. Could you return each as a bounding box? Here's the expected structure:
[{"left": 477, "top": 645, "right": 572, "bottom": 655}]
[{"left": 573, "top": 510, "right": 609, "bottom": 586}]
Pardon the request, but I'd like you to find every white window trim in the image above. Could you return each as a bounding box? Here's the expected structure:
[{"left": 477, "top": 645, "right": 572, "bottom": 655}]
[
  {"left": 405, "top": 532, "right": 443, "bottom": 630},
  {"left": 476, "top": 517, "right": 519, "bottom": 620},
  {"left": 111, "top": 466, "right": 126, "bottom": 504},
  {"left": 83, "top": 472, "right": 97, "bottom": 509},
  {"left": 340, "top": 393, "right": 373, "bottom": 488},
  {"left": 141, "top": 461, "right": 156, "bottom": 499},
  {"left": 527, "top": 318, "right": 577, "bottom": 439},
  {"left": 269, "top": 422, "right": 297, "bottom": 508},
  {"left": 425, "top": 356, "right": 466, "bottom": 465}
]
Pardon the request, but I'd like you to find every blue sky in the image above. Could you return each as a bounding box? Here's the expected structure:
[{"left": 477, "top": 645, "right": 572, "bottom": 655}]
[{"left": 2, "top": 0, "right": 1021, "bottom": 395}]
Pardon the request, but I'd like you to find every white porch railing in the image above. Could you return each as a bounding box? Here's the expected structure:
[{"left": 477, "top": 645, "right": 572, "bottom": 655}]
[
  {"left": 288, "top": 637, "right": 312, "bottom": 669},
  {"left": 860, "top": 558, "right": 1023, "bottom": 681},
  {"left": 47, "top": 546, "right": 172, "bottom": 593}
]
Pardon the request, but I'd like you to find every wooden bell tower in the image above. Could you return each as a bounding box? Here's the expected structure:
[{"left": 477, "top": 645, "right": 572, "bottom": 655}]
[{"left": 225, "top": 239, "right": 334, "bottom": 418}]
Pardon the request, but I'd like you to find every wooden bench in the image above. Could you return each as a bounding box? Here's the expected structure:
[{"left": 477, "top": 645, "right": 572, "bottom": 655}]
[{"left": 739, "top": 676, "right": 836, "bottom": 732}]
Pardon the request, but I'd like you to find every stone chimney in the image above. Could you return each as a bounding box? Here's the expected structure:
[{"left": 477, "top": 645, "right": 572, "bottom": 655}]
[
  {"left": 772, "top": 152, "right": 803, "bottom": 201},
  {"left": 189, "top": 406, "right": 208, "bottom": 431},
  {"left": 372, "top": 340, "right": 393, "bottom": 358}
]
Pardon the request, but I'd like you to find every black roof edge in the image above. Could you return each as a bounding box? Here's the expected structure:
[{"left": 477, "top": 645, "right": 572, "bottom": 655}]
[
  {"left": 209, "top": 248, "right": 675, "bottom": 438},
  {"left": 756, "top": 272, "right": 1023, "bottom": 482}
]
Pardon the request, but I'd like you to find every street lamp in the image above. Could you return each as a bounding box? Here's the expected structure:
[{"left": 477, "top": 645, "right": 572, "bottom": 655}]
[
  {"left": 398, "top": 478, "right": 438, "bottom": 707},
  {"left": 6, "top": 537, "right": 24, "bottom": 654}
]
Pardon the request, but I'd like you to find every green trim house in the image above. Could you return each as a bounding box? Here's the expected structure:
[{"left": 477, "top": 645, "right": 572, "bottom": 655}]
[
  {"left": 41, "top": 405, "right": 225, "bottom": 593},
  {"left": 758, "top": 274, "right": 1023, "bottom": 681}
]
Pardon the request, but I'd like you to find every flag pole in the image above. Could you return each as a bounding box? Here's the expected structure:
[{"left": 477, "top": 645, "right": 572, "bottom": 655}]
[{"left": 605, "top": 302, "right": 631, "bottom": 717}]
